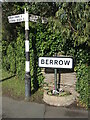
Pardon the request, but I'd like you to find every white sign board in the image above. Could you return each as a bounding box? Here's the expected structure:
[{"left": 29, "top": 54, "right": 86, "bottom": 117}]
[
  {"left": 39, "top": 57, "right": 73, "bottom": 69},
  {"left": 8, "top": 13, "right": 47, "bottom": 24},
  {"left": 30, "top": 14, "right": 48, "bottom": 23},
  {"left": 8, "top": 14, "right": 25, "bottom": 23}
]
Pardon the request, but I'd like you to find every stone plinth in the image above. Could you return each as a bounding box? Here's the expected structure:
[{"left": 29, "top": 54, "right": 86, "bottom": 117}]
[
  {"left": 43, "top": 90, "right": 75, "bottom": 106},
  {"left": 42, "top": 68, "right": 79, "bottom": 106}
]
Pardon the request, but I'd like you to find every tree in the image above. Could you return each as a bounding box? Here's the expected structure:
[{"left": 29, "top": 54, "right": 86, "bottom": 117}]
[{"left": 55, "top": 3, "right": 89, "bottom": 107}]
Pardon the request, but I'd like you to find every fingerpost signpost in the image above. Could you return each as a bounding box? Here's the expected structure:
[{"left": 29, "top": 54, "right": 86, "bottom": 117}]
[{"left": 8, "top": 8, "right": 47, "bottom": 100}]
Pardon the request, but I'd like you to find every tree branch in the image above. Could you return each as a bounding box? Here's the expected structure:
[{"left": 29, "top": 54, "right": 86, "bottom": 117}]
[{"left": 68, "top": 20, "right": 77, "bottom": 32}]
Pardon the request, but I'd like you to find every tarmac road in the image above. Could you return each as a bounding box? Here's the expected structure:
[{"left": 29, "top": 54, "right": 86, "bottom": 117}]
[{"left": 1, "top": 96, "right": 88, "bottom": 119}]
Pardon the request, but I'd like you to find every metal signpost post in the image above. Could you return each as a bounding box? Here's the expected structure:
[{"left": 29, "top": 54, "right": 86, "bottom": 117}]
[
  {"left": 8, "top": 8, "right": 47, "bottom": 100},
  {"left": 8, "top": 9, "right": 31, "bottom": 100},
  {"left": 24, "top": 9, "right": 31, "bottom": 101},
  {"left": 54, "top": 68, "right": 57, "bottom": 93},
  {"left": 54, "top": 53, "right": 57, "bottom": 93}
]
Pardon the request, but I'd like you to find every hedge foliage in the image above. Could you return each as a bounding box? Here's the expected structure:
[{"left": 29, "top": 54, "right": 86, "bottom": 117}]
[{"left": 2, "top": 2, "right": 90, "bottom": 107}]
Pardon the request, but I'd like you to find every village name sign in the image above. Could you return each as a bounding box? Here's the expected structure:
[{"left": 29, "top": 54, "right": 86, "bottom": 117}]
[
  {"left": 39, "top": 56, "right": 73, "bottom": 94},
  {"left": 39, "top": 57, "right": 73, "bottom": 69}
]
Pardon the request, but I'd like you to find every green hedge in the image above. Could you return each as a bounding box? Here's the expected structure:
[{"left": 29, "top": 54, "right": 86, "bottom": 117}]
[{"left": 76, "top": 63, "right": 89, "bottom": 108}]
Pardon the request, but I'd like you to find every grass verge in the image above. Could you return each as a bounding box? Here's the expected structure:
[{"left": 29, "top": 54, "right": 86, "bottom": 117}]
[{"left": 2, "top": 69, "right": 44, "bottom": 103}]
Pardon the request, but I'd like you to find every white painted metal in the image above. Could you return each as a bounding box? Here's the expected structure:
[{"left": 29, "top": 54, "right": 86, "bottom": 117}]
[
  {"left": 25, "top": 10, "right": 29, "bottom": 30},
  {"left": 8, "top": 13, "right": 47, "bottom": 24},
  {"left": 25, "top": 61, "right": 30, "bottom": 72},
  {"left": 25, "top": 40, "right": 29, "bottom": 52},
  {"left": 29, "top": 14, "right": 48, "bottom": 23},
  {"left": 8, "top": 14, "right": 25, "bottom": 23},
  {"left": 39, "top": 57, "right": 73, "bottom": 69}
]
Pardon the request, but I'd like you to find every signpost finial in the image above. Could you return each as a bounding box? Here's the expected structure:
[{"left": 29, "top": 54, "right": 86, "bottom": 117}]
[{"left": 24, "top": 8, "right": 27, "bottom": 13}]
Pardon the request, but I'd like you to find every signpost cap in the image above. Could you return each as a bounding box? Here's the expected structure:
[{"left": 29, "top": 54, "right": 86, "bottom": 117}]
[{"left": 24, "top": 8, "right": 27, "bottom": 13}]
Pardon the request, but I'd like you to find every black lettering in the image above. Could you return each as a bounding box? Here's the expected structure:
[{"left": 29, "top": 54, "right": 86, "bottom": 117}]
[
  {"left": 50, "top": 60, "right": 53, "bottom": 65},
  {"left": 46, "top": 59, "right": 48, "bottom": 64},
  {"left": 41, "top": 59, "right": 44, "bottom": 64},
  {"left": 64, "top": 60, "right": 70, "bottom": 65},
  {"left": 54, "top": 60, "right": 58, "bottom": 65},
  {"left": 59, "top": 60, "right": 63, "bottom": 65}
]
